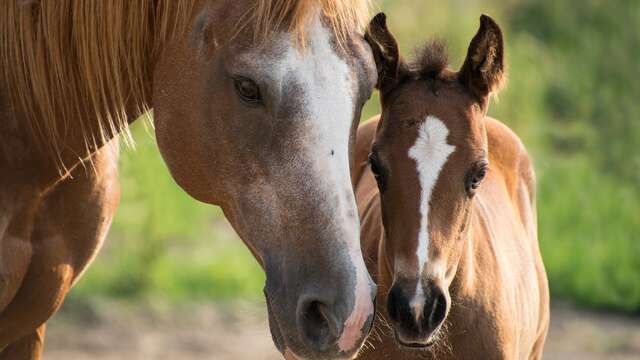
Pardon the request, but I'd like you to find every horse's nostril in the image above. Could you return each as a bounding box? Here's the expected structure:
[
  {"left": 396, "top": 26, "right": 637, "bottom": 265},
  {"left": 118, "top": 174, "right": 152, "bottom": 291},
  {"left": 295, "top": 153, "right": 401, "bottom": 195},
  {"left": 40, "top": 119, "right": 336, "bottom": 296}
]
[
  {"left": 426, "top": 288, "right": 447, "bottom": 330},
  {"left": 299, "top": 300, "right": 340, "bottom": 351}
]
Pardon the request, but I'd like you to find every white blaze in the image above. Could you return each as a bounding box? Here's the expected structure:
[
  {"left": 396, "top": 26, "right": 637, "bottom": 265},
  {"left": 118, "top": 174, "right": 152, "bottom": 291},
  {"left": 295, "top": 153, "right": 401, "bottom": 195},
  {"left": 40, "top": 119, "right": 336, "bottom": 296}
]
[
  {"left": 239, "top": 11, "right": 373, "bottom": 353},
  {"left": 300, "top": 17, "right": 374, "bottom": 354},
  {"left": 407, "top": 116, "right": 456, "bottom": 316}
]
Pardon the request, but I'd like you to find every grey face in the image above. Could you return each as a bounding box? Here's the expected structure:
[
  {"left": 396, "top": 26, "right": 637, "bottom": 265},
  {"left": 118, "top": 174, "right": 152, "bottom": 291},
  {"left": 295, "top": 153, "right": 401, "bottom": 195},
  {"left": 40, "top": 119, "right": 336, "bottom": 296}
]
[{"left": 153, "top": 4, "right": 377, "bottom": 359}]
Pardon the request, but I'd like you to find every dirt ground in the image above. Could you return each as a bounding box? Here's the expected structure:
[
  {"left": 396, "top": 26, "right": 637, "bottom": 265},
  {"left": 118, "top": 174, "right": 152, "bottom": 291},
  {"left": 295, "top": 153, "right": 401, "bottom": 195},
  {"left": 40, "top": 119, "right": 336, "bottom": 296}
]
[{"left": 44, "top": 300, "right": 640, "bottom": 360}]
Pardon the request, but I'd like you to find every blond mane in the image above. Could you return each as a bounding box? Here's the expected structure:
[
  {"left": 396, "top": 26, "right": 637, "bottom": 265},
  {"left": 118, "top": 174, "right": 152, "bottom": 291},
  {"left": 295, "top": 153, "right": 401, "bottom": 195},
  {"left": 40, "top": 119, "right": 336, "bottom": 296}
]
[
  {"left": 0, "top": 0, "right": 370, "bottom": 171},
  {"left": 252, "top": 0, "right": 371, "bottom": 47}
]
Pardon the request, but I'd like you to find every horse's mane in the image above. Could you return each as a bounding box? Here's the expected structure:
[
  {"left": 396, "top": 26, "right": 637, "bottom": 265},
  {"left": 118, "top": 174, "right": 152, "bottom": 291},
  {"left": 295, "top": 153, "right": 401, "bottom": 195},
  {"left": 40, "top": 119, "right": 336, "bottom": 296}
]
[
  {"left": 0, "top": 0, "right": 197, "bottom": 169},
  {"left": 252, "top": 0, "right": 371, "bottom": 47},
  {"left": 0, "top": 0, "right": 370, "bottom": 170}
]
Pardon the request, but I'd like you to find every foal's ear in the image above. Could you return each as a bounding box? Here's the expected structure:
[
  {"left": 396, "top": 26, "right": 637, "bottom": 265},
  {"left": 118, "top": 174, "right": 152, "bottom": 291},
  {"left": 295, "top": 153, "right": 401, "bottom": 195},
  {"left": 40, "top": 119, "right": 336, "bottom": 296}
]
[
  {"left": 459, "top": 15, "right": 506, "bottom": 100},
  {"left": 364, "top": 13, "right": 406, "bottom": 93}
]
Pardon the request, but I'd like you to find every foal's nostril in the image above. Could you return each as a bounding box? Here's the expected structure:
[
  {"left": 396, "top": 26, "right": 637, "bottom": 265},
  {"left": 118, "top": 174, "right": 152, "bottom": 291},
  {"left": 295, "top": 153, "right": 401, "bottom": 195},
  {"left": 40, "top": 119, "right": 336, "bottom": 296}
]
[
  {"left": 386, "top": 285, "right": 402, "bottom": 323},
  {"left": 426, "top": 288, "right": 447, "bottom": 331},
  {"left": 387, "top": 282, "right": 448, "bottom": 341},
  {"left": 299, "top": 300, "right": 340, "bottom": 351},
  {"left": 387, "top": 285, "right": 421, "bottom": 333}
]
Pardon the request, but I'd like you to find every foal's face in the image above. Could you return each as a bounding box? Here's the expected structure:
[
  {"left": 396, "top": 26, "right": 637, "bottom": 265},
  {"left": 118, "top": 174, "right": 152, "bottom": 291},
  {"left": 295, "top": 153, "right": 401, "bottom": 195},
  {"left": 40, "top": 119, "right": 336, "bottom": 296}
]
[
  {"left": 154, "top": 1, "right": 377, "bottom": 359},
  {"left": 372, "top": 78, "right": 488, "bottom": 347},
  {"left": 365, "top": 14, "right": 505, "bottom": 348}
]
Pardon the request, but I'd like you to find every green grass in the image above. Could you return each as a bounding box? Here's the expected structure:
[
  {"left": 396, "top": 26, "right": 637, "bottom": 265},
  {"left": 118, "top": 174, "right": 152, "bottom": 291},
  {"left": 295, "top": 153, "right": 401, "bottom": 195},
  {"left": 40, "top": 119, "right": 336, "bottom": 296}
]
[{"left": 537, "top": 158, "right": 640, "bottom": 312}]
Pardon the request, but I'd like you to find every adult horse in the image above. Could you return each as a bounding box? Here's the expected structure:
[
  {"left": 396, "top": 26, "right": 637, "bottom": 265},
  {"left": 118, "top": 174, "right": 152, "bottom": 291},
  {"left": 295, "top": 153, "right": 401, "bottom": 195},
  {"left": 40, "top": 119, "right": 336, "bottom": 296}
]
[
  {"left": 353, "top": 14, "right": 549, "bottom": 359},
  {"left": 0, "top": 1, "right": 378, "bottom": 359}
]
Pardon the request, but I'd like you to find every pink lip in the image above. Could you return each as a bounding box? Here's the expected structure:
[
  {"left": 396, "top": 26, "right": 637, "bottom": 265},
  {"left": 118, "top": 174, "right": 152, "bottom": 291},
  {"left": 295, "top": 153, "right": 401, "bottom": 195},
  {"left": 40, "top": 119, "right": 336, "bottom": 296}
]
[{"left": 337, "top": 296, "right": 374, "bottom": 352}]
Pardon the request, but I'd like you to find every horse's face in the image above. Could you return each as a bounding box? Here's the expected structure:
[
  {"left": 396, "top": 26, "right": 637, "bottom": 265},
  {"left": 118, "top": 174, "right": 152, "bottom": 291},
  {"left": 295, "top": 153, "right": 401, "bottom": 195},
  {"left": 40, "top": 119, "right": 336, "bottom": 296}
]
[
  {"left": 365, "top": 14, "right": 505, "bottom": 348},
  {"left": 153, "top": 1, "right": 377, "bottom": 358}
]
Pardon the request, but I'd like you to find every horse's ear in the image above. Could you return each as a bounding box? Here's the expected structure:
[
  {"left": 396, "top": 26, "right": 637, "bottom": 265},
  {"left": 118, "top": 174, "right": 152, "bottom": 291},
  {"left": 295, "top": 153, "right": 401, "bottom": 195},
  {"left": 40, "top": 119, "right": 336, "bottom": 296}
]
[
  {"left": 364, "top": 13, "right": 406, "bottom": 93},
  {"left": 459, "top": 15, "right": 506, "bottom": 100}
]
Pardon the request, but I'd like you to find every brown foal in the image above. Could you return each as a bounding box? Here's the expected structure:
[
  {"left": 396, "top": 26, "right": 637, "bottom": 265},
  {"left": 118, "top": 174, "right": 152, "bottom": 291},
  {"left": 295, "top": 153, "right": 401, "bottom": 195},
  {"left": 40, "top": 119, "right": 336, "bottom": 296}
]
[{"left": 353, "top": 14, "right": 549, "bottom": 359}]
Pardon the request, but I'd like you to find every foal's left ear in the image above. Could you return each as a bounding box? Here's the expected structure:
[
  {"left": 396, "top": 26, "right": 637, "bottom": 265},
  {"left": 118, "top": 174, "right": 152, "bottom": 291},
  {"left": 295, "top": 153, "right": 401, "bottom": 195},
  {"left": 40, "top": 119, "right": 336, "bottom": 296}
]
[
  {"left": 364, "top": 13, "right": 407, "bottom": 94},
  {"left": 459, "top": 15, "right": 506, "bottom": 100}
]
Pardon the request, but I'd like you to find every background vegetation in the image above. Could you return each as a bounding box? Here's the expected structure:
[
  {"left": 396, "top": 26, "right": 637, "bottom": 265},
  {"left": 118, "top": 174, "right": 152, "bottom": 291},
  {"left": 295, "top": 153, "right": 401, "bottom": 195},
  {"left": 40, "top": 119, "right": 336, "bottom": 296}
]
[{"left": 69, "top": 0, "right": 640, "bottom": 312}]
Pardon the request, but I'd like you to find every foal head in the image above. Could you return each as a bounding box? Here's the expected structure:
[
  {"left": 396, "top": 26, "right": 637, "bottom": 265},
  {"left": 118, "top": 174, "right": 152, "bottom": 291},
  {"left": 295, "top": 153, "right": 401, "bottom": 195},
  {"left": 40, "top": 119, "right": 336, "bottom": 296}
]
[
  {"left": 153, "top": 1, "right": 377, "bottom": 358},
  {"left": 365, "top": 14, "right": 505, "bottom": 348}
]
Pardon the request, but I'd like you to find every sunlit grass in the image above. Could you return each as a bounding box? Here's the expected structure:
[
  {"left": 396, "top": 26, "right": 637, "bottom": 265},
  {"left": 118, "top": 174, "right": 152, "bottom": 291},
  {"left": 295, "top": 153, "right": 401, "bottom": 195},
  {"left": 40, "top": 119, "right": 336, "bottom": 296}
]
[{"left": 537, "top": 158, "right": 640, "bottom": 312}]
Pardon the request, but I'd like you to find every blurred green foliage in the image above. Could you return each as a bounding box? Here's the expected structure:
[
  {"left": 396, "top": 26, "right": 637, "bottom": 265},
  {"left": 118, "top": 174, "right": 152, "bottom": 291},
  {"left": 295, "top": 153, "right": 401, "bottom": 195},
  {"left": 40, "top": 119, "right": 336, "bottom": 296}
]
[{"left": 71, "top": 0, "right": 640, "bottom": 311}]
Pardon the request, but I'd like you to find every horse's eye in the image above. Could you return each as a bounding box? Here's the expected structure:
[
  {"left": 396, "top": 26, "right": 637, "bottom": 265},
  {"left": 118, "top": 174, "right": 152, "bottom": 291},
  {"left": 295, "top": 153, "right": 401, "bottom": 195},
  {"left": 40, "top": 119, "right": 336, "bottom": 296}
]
[
  {"left": 466, "top": 161, "right": 488, "bottom": 196},
  {"left": 368, "top": 152, "right": 386, "bottom": 192},
  {"left": 233, "top": 77, "right": 261, "bottom": 104}
]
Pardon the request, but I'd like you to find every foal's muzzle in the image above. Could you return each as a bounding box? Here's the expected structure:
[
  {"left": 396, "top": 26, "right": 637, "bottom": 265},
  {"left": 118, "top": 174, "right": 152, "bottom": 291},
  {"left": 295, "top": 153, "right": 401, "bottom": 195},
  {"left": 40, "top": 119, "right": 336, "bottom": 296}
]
[{"left": 387, "top": 281, "right": 448, "bottom": 347}]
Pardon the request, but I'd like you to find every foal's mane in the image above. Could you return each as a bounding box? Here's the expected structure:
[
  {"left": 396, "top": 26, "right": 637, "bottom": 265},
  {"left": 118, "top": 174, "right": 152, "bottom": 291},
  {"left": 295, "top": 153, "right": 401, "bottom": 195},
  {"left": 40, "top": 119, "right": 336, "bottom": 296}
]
[
  {"left": 411, "top": 39, "right": 449, "bottom": 80},
  {"left": 0, "top": 0, "right": 370, "bottom": 171}
]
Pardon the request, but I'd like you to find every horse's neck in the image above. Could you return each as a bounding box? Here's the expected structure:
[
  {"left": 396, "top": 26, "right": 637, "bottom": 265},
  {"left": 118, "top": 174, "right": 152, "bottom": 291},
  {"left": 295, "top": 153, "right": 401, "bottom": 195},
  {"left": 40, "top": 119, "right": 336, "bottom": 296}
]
[
  {"left": 451, "top": 118, "right": 532, "bottom": 298},
  {"left": 451, "top": 190, "right": 522, "bottom": 303},
  {"left": 448, "top": 227, "right": 477, "bottom": 299},
  {"left": 34, "top": 74, "right": 152, "bottom": 187},
  {"left": 0, "top": 87, "right": 54, "bottom": 190},
  {"left": 1, "top": 1, "right": 174, "bottom": 184}
]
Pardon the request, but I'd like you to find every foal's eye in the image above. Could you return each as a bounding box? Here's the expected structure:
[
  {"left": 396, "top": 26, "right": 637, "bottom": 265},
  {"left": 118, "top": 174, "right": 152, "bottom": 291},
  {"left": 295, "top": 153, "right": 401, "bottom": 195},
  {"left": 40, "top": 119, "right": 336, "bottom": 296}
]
[
  {"left": 233, "top": 77, "right": 262, "bottom": 105},
  {"left": 368, "top": 152, "right": 386, "bottom": 192},
  {"left": 466, "top": 161, "right": 489, "bottom": 196}
]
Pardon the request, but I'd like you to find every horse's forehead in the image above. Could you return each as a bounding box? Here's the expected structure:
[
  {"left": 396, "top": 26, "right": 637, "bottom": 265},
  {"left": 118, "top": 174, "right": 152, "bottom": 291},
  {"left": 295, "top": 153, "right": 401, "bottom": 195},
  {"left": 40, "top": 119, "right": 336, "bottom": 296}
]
[{"left": 233, "top": 19, "right": 357, "bottom": 88}]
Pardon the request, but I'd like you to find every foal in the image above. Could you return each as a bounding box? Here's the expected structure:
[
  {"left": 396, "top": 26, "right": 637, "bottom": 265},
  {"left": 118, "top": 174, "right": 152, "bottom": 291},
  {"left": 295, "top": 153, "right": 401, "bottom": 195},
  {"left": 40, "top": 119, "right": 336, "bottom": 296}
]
[{"left": 354, "top": 14, "right": 549, "bottom": 359}]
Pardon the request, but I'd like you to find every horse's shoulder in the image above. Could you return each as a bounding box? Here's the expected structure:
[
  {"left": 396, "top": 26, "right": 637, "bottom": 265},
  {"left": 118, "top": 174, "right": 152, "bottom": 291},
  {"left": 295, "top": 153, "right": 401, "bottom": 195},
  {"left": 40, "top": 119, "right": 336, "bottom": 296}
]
[
  {"left": 485, "top": 117, "right": 535, "bottom": 203},
  {"left": 485, "top": 116, "right": 529, "bottom": 165}
]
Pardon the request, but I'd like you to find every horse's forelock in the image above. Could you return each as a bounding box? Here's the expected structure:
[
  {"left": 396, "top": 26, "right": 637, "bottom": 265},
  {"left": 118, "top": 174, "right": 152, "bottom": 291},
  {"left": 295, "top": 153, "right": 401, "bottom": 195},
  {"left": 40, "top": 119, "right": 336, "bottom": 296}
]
[{"left": 250, "top": 0, "right": 371, "bottom": 48}]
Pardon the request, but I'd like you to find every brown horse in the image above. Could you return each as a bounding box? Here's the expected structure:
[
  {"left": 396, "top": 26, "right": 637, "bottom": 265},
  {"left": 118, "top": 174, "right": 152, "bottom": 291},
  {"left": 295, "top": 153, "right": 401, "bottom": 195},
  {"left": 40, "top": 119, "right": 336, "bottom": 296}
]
[
  {"left": 353, "top": 14, "right": 549, "bottom": 359},
  {"left": 0, "top": 1, "right": 378, "bottom": 359}
]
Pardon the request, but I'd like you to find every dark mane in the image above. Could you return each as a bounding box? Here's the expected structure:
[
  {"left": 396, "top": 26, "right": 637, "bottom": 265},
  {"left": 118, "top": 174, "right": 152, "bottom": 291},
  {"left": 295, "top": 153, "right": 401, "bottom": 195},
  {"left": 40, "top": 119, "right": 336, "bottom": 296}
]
[{"left": 410, "top": 39, "right": 449, "bottom": 80}]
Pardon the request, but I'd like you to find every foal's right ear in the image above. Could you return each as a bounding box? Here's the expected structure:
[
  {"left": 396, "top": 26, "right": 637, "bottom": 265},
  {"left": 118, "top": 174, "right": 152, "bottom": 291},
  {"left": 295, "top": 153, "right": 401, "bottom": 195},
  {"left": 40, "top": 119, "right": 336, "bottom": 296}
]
[
  {"left": 459, "top": 15, "right": 506, "bottom": 100},
  {"left": 364, "top": 13, "right": 406, "bottom": 93}
]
